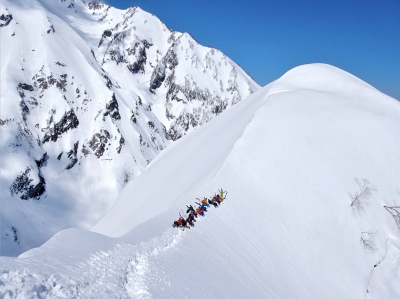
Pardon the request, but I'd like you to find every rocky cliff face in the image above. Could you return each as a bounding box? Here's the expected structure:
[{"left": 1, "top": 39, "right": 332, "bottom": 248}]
[
  {"left": 95, "top": 5, "right": 258, "bottom": 140},
  {"left": 0, "top": 0, "right": 259, "bottom": 256}
]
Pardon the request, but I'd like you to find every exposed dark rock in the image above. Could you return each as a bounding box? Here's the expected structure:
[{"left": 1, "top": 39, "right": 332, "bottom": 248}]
[
  {"left": 11, "top": 227, "right": 18, "bottom": 243},
  {"left": 149, "top": 49, "right": 178, "bottom": 93},
  {"left": 32, "top": 71, "right": 68, "bottom": 93},
  {"left": 60, "top": 74, "right": 68, "bottom": 85},
  {"left": 10, "top": 168, "right": 32, "bottom": 199},
  {"left": 103, "top": 129, "right": 111, "bottom": 139},
  {"left": 162, "top": 74, "right": 232, "bottom": 140},
  {"left": 211, "top": 100, "right": 228, "bottom": 115},
  {"left": 17, "top": 84, "right": 31, "bottom": 99},
  {"left": 139, "top": 134, "right": 149, "bottom": 147},
  {"left": 103, "top": 29, "right": 112, "bottom": 37},
  {"left": 57, "top": 152, "right": 63, "bottom": 160},
  {"left": 66, "top": 141, "right": 79, "bottom": 169},
  {"left": 18, "top": 83, "right": 34, "bottom": 92},
  {"left": 88, "top": 2, "right": 106, "bottom": 10},
  {"left": 102, "top": 73, "right": 113, "bottom": 89},
  {"left": 127, "top": 40, "right": 152, "bottom": 74},
  {"left": 149, "top": 67, "right": 165, "bottom": 93},
  {"left": 167, "top": 112, "right": 189, "bottom": 141},
  {"left": 55, "top": 61, "right": 66, "bottom": 67},
  {"left": 43, "top": 110, "right": 79, "bottom": 143},
  {"left": 34, "top": 152, "right": 48, "bottom": 168},
  {"left": 19, "top": 100, "right": 29, "bottom": 116},
  {"left": 0, "top": 14, "right": 13, "bottom": 27},
  {"left": 117, "top": 136, "right": 125, "bottom": 153},
  {"left": 85, "top": 130, "right": 109, "bottom": 158},
  {"left": 81, "top": 147, "right": 89, "bottom": 157},
  {"left": 98, "top": 5, "right": 110, "bottom": 22},
  {"left": 10, "top": 168, "right": 45, "bottom": 200},
  {"left": 28, "top": 174, "right": 45, "bottom": 199},
  {"left": 166, "top": 106, "right": 175, "bottom": 121},
  {"left": 98, "top": 29, "right": 112, "bottom": 47},
  {"left": 27, "top": 97, "right": 38, "bottom": 107},
  {"left": 103, "top": 93, "right": 121, "bottom": 121},
  {"left": 91, "top": 49, "right": 97, "bottom": 61}
]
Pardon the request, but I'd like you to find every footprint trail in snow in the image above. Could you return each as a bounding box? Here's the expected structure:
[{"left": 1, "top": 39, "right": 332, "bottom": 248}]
[{"left": 0, "top": 229, "right": 183, "bottom": 299}]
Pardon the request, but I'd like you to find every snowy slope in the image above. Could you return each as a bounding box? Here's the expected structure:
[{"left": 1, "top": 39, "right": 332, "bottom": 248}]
[
  {"left": 0, "top": 0, "right": 258, "bottom": 256},
  {"left": 1, "top": 64, "right": 399, "bottom": 298}
]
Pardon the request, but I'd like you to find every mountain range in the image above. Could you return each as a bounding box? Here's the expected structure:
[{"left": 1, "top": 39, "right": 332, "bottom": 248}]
[{"left": 0, "top": 0, "right": 258, "bottom": 256}]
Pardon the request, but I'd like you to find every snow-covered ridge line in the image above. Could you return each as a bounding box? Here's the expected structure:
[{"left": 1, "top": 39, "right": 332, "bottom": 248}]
[{"left": 1, "top": 63, "right": 399, "bottom": 298}]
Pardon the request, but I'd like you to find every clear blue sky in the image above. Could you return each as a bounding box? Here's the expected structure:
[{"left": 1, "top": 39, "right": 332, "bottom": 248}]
[{"left": 106, "top": 0, "right": 400, "bottom": 100}]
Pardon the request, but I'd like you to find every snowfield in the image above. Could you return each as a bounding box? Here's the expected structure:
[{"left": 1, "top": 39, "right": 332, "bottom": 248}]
[{"left": 1, "top": 64, "right": 400, "bottom": 298}]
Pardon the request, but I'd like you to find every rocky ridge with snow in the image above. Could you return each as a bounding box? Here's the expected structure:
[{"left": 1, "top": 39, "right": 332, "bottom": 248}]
[{"left": 0, "top": 0, "right": 259, "bottom": 256}]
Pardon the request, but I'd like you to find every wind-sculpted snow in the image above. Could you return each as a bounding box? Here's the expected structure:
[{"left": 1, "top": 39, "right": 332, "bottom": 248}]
[{"left": 0, "top": 0, "right": 258, "bottom": 255}]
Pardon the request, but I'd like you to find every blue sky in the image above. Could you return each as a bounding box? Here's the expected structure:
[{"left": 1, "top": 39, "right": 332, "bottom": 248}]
[{"left": 106, "top": 0, "right": 400, "bottom": 100}]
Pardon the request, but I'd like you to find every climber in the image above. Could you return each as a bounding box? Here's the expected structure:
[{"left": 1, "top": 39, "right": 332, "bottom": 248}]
[
  {"left": 208, "top": 197, "right": 218, "bottom": 208},
  {"left": 181, "top": 217, "right": 190, "bottom": 229},
  {"left": 172, "top": 217, "right": 184, "bottom": 229},
  {"left": 201, "top": 197, "right": 210, "bottom": 207},
  {"left": 188, "top": 211, "right": 196, "bottom": 222},
  {"left": 186, "top": 212, "right": 195, "bottom": 227},
  {"left": 186, "top": 205, "right": 197, "bottom": 217},
  {"left": 196, "top": 201, "right": 208, "bottom": 212},
  {"left": 219, "top": 188, "right": 227, "bottom": 202},
  {"left": 214, "top": 194, "right": 221, "bottom": 205},
  {"left": 196, "top": 206, "right": 205, "bottom": 217}
]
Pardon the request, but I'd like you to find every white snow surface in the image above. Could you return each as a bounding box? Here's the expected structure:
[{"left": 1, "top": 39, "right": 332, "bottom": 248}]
[{"left": 1, "top": 63, "right": 400, "bottom": 298}]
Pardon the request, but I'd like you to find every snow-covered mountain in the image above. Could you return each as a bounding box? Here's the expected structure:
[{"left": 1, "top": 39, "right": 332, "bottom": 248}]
[
  {"left": 0, "top": 0, "right": 258, "bottom": 255},
  {"left": 1, "top": 64, "right": 399, "bottom": 298}
]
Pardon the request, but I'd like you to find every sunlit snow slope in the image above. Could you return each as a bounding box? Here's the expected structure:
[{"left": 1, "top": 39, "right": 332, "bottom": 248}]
[{"left": 1, "top": 64, "right": 400, "bottom": 298}]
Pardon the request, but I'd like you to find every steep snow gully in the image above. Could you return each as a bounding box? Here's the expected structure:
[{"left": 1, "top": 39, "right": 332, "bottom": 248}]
[{"left": 1, "top": 64, "right": 400, "bottom": 298}]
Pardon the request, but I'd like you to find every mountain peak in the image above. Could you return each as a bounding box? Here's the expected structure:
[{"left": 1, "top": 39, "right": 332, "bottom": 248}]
[
  {"left": 271, "top": 63, "right": 379, "bottom": 98},
  {"left": 0, "top": 0, "right": 259, "bottom": 256}
]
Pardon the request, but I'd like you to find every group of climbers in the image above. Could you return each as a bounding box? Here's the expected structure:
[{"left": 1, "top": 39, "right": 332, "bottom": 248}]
[{"left": 172, "top": 189, "right": 227, "bottom": 230}]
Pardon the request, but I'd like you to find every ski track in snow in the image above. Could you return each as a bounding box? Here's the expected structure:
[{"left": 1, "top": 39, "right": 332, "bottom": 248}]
[{"left": 0, "top": 230, "right": 183, "bottom": 298}]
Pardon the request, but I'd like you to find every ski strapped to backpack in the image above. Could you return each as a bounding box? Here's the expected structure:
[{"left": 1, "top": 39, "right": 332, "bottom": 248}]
[{"left": 172, "top": 189, "right": 227, "bottom": 230}]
